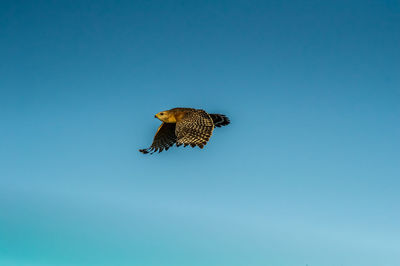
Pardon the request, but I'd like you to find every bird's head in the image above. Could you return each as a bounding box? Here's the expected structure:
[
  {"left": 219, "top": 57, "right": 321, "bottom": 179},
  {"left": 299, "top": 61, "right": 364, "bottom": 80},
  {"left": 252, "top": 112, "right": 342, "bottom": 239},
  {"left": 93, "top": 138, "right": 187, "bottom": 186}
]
[{"left": 155, "top": 111, "right": 176, "bottom": 123}]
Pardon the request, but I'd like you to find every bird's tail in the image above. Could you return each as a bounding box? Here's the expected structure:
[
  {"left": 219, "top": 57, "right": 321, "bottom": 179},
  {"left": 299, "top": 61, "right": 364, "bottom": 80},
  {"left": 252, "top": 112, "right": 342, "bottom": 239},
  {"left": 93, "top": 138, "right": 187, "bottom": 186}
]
[{"left": 209, "top": 114, "right": 230, "bottom": 127}]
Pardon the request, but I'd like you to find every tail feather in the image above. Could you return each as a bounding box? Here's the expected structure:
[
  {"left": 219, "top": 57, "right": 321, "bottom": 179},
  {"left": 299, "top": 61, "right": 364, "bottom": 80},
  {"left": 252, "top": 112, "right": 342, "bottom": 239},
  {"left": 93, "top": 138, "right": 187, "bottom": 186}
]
[{"left": 209, "top": 114, "right": 230, "bottom": 127}]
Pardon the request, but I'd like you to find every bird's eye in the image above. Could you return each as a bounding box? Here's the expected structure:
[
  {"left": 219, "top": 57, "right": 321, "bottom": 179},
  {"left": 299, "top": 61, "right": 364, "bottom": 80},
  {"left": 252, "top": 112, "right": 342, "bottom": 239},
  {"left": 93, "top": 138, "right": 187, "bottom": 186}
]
[{"left": 160, "top": 112, "right": 164, "bottom": 116}]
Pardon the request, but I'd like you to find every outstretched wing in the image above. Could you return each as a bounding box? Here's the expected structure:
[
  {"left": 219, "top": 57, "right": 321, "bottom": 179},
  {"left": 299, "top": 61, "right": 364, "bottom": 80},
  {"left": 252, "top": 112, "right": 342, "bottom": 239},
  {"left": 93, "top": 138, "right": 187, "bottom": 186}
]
[
  {"left": 139, "top": 123, "right": 177, "bottom": 154},
  {"left": 175, "top": 110, "right": 214, "bottom": 149}
]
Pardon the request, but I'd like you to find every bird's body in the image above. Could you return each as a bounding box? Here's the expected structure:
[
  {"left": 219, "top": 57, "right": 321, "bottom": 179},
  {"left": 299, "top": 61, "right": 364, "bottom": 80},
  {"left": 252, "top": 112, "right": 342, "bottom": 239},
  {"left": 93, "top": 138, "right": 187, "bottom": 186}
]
[{"left": 139, "top": 107, "right": 230, "bottom": 154}]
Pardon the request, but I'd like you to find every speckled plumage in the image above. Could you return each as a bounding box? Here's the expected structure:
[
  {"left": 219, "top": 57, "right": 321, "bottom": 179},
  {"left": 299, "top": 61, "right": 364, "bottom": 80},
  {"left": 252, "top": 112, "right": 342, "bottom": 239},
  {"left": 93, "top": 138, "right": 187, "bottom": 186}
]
[{"left": 139, "top": 108, "right": 230, "bottom": 154}]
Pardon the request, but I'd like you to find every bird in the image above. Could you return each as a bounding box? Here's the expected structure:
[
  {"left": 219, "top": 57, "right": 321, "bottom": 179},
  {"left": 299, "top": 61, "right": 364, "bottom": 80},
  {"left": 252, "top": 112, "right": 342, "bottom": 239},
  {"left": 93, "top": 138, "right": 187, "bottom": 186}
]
[{"left": 139, "top": 107, "right": 230, "bottom": 154}]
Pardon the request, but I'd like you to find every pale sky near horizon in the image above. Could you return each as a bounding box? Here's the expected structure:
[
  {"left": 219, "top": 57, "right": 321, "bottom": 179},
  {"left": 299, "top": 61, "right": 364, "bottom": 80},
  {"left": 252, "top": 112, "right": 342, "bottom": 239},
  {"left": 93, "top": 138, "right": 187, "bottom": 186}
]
[{"left": 1, "top": 0, "right": 399, "bottom": 265}]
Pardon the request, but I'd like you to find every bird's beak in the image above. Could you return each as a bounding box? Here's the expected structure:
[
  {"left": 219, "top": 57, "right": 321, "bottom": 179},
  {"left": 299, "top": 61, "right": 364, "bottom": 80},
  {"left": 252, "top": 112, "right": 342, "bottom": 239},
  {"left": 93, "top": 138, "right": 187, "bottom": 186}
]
[{"left": 154, "top": 115, "right": 157, "bottom": 118}]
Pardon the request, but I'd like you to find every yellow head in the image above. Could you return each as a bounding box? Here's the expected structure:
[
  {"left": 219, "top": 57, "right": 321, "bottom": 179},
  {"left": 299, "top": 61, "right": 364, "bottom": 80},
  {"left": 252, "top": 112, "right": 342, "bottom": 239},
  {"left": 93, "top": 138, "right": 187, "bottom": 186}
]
[{"left": 155, "top": 111, "right": 176, "bottom": 123}]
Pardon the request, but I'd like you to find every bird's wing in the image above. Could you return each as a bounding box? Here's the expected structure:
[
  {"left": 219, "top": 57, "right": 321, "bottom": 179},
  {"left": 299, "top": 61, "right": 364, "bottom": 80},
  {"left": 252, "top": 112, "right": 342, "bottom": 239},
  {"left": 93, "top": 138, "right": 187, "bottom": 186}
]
[
  {"left": 175, "top": 109, "right": 214, "bottom": 149},
  {"left": 139, "top": 122, "right": 177, "bottom": 154}
]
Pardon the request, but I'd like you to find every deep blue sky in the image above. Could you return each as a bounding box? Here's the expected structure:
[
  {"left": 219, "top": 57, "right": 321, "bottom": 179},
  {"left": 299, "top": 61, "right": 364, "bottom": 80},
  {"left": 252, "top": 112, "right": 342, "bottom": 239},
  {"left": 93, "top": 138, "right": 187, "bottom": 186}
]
[{"left": 1, "top": 0, "right": 399, "bottom": 265}]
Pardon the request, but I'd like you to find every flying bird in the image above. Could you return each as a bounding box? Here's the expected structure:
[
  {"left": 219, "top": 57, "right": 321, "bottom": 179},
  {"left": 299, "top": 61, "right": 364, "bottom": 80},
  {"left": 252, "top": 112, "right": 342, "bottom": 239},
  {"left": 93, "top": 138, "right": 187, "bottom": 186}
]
[{"left": 139, "top": 107, "right": 230, "bottom": 154}]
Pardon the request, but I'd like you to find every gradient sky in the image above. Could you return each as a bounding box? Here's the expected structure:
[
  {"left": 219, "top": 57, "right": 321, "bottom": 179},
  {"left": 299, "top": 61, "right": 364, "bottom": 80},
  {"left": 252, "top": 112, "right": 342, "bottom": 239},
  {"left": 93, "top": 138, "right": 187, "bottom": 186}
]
[{"left": 1, "top": 0, "right": 399, "bottom": 265}]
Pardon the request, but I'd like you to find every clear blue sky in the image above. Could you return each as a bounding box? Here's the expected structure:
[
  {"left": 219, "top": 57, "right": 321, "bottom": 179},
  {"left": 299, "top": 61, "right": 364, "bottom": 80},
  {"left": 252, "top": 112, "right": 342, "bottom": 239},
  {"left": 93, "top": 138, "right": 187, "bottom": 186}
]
[{"left": 1, "top": 0, "right": 399, "bottom": 265}]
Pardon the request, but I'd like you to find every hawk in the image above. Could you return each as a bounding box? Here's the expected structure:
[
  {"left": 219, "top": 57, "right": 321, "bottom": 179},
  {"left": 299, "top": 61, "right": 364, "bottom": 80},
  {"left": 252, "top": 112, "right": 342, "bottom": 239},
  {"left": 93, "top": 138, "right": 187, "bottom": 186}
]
[{"left": 139, "top": 107, "right": 230, "bottom": 154}]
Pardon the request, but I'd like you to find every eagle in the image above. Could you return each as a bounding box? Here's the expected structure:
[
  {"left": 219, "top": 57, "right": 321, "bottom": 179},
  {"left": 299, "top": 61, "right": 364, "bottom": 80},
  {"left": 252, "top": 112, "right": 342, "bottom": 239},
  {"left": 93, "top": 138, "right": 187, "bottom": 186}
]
[{"left": 139, "top": 107, "right": 230, "bottom": 154}]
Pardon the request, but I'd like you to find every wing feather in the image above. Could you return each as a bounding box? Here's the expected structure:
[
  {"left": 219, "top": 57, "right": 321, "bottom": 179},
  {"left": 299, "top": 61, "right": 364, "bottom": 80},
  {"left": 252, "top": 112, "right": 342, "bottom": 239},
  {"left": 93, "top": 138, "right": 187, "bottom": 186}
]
[
  {"left": 175, "top": 110, "right": 214, "bottom": 149},
  {"left": 139, "top": 123, "right": 177, "bottom": 154}
]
